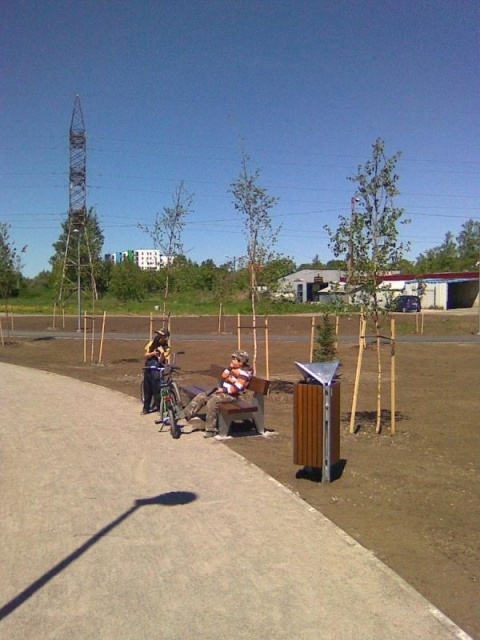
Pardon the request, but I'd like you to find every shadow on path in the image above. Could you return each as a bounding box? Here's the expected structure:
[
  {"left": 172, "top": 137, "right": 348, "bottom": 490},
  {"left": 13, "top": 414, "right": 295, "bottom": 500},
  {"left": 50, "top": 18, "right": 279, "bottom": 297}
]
[{"left": 0, "top": 490, "right": 197, "bottom": 621}]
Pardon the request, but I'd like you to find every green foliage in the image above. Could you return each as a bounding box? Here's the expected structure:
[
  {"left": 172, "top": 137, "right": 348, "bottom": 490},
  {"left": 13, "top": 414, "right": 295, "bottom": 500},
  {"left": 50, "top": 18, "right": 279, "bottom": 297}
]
[
  {"left": 415, "top": 220, "right": 480, "bottom": 273},
  {"left": 29, "top": 270, "right": 55, "bottom": 290},
  {"left": 50, "top": 207, "right": 105, "bottom": 300},
  {"left": 394, "top": 257, "right": 415, "bottom": 273},
  {"left": 50, "top": 208, "right": 104, "bottom": 270},
  {"left": 456, "top": 219, "right": 480, "bottom": 269},
  {"left": 325, "top": 138, "right": 410, "bottom": 324},
  {"left": 109, "top": 261, "right": 147, "bottom": 302},
  {"left": 257, "top": 257, "right": 296, "bottom": 290},
  {"left": 0, "top": 222, "right": 21, "bottom": 302},
  {"left": 313, "top": 313, "right": 338, "bottom": 363},
  {"left": 298, "top": 254, "right": 326, "bottom": 270}
]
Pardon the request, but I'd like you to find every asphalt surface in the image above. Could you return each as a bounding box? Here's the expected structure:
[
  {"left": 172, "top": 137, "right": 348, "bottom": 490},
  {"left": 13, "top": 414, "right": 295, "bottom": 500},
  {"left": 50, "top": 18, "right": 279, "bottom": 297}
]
[
  {"left": 6, "top": 328, "right": 480, "bottom": 344},
  {"left": 0, "top": 363, "right": 473, "bottom": 640}
]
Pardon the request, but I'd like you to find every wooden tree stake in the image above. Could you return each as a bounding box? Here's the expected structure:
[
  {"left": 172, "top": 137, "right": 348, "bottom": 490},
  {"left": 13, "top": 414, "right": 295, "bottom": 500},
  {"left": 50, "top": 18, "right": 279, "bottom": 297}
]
[
  {"left": 265, "top": 316, "right": 270, "bottom": 382},
  {"left": 90, "top": 316, "right": 95, "bottom": 363},
  {"left": 309, "top": 316, "right": 315, "bottom": 362},
  {"left": 350, "top": 317, "right": 366, "bottom": 433},
  {"left": 218, "top": 303, "right": 222, "bottom": 333},
  {"left": 83, "top": 311, "right": 87, "bottom": 363},
  {"left": 98, "top": 311, "right": 107, "bottom": 364},
  {"left": 390, "top": 318, "right": 396, "bottom": 435}
]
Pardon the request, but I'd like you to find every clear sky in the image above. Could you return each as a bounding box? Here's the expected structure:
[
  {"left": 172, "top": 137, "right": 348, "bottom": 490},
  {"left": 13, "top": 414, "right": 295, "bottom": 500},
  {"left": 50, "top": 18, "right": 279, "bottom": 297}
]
[{"left": 2, "top": 0, "right": 479, "bottom": 278}]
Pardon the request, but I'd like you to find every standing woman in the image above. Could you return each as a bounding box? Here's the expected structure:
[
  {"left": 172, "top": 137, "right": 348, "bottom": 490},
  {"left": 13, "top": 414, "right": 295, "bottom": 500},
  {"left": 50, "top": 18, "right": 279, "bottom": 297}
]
[{"left": 141, "top": 328, "right": 171, "bottom": 414}]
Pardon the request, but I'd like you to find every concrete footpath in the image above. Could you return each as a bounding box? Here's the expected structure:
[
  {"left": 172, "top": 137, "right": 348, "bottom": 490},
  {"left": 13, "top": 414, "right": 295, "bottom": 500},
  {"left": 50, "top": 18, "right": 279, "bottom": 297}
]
[{"left": 0, "top": 363, "right": 472, "bottom": 640}]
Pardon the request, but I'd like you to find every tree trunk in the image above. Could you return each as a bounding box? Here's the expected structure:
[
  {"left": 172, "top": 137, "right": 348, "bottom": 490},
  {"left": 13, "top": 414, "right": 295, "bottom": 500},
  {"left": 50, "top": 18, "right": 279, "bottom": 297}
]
[
  {"left": 375, "top": 321, "right": 382, "bottom": 434},
  {"left": 251, "top": 288, "right": 257, "bottom": 374},
  {"left": 162, "top": 273, "right": 170, "bottom": 321}
]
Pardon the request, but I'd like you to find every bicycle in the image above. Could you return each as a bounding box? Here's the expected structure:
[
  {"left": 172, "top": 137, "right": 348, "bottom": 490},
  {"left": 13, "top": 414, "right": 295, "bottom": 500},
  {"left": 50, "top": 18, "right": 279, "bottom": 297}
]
[
  {"left": 140, "top": 351, "right": 182, "bottom": 408},
  {"left": 141, "top": 351, "right": 184, "bottom": 439}
]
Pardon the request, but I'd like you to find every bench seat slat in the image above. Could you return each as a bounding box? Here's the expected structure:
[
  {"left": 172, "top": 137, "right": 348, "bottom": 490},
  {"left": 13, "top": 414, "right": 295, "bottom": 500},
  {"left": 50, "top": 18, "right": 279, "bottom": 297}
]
[{"left": 218, "top": 402, "right": 258, "bottom": 415}]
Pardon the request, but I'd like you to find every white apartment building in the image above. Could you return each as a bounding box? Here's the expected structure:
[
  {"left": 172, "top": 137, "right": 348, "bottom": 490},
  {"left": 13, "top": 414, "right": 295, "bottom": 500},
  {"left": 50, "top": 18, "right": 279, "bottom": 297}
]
[{"left": 105, "top": 250, "right": 173, "bottom": 271}]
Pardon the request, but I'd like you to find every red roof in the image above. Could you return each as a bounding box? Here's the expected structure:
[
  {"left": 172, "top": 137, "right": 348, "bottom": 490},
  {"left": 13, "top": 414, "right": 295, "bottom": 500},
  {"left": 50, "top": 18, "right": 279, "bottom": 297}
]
[{"left": 381, "top": 272, "right": 478, "bottom": 282}]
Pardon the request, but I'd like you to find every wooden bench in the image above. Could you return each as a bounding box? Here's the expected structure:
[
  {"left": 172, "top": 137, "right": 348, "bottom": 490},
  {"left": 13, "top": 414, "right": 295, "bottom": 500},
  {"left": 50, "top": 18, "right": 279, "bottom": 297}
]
[{"left": 180, "top": 364, "right": 270, "bottom": 437}]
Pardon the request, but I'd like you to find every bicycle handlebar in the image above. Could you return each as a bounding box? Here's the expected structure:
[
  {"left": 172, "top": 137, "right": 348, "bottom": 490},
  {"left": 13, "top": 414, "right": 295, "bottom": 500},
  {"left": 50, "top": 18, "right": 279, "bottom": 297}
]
[{"left": 143, "top": 350, "right": 184, "bottom": 371}]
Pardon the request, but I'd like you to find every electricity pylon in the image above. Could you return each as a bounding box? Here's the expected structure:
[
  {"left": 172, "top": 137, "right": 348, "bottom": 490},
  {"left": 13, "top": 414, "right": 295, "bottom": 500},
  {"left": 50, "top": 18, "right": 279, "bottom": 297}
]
[{"left": 57, "top": 95, "right": 97, "bottom": 329}]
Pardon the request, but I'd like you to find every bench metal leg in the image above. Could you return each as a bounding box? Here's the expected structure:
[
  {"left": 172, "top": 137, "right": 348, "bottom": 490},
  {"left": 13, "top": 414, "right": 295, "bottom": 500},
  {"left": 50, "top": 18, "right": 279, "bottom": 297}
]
[{"left": 217, "top": 406, "right": 265, "bottom": 438}]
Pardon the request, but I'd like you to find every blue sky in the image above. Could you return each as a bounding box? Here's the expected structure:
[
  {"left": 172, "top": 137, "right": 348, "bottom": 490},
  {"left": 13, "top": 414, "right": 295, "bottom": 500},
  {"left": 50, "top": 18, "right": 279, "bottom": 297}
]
[{"left": 2, "top": 0, "right": 479, "bottom": 278}]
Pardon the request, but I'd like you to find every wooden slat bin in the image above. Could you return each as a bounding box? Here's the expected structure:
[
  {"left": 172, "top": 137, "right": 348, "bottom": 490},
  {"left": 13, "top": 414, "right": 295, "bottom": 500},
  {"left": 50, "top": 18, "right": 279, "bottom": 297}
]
[{"left": 293, "top": 381, "right": 340, "bottom": 468}]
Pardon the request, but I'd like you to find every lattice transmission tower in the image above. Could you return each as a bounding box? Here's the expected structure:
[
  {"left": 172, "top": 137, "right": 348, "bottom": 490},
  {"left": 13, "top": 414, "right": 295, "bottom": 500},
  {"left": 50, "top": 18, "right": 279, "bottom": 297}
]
[{"left": 57, "top": 95, "right": 97, "bottom": 326}]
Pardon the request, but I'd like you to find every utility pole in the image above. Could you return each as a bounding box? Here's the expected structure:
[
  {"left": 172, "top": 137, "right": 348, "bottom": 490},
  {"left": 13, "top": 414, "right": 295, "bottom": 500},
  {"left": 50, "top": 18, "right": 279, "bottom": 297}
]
[
  {"left": 225, "top": 255, "right": 237, "bottom": 271},
  {"left": 57, "top": 95, "right": 97, "bottom": 330}
]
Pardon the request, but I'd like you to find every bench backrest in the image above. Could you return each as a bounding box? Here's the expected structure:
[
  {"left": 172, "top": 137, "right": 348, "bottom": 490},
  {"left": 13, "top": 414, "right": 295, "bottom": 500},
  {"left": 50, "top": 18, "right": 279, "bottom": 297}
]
[{"left": 209, "top": 364, "right": 270, "bottom": 396}]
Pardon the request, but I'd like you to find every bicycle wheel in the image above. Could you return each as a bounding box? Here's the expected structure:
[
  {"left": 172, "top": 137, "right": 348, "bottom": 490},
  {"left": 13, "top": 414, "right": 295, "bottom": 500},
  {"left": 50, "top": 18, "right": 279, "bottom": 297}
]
[
  {"left": 140, "top": 380, "right": 145, "bottom": 404},
  {"left": 168, "top": 406, "right": 181, "bottom": 439}
]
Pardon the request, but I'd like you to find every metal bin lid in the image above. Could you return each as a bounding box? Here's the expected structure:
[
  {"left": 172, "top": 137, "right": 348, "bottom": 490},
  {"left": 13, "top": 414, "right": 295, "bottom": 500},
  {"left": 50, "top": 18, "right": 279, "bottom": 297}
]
[{"left": 294, "top": 360, "right": 340, "bottom": 387}]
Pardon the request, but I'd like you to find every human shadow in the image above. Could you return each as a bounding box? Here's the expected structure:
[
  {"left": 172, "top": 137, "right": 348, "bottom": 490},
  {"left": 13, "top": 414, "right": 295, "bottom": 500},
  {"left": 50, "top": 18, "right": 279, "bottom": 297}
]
[{"left": 0, "top": 490, "right": 197, "bottom": 620}]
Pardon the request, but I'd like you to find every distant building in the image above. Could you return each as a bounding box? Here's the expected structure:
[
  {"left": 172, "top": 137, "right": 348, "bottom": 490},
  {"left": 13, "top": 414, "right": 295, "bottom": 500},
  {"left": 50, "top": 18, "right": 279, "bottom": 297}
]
[
  {"left": 104, "top": 249, "right": 173, "bottom": 271},
  {"left": 104, "top": 252, "right": 121, "bottom": 264},
  {"left": 380, "top": 272, "right": 479, "bottom": 310},
  {"left": 279, "top": 269, "right": 479, "bottom": 310},
  {"left": 278, "top": 269, "right": 345, "bottom": 303}
]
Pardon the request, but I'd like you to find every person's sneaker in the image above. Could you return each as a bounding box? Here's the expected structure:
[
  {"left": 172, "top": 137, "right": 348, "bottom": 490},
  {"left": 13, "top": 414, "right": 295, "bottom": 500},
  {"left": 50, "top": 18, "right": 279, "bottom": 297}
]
[
  {"left": 140, "top": 409, "right": 150, "bottom": 415},
  {"left": 203, "top": 430, "right": 216, "bottom": 438}
]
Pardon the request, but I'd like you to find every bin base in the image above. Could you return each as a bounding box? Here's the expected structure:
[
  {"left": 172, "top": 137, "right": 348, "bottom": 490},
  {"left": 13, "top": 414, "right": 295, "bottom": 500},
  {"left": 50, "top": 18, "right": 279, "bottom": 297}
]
[
  {"left": 296, "top": 466, "right": 323, "bottom": 482},
  {"left": 295, "top": 460, "right": 347, "bottom": 483}
]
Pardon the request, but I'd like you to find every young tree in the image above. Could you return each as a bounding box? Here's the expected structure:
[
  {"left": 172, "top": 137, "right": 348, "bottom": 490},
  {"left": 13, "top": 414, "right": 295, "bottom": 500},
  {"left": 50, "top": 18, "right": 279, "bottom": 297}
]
[
  {"left": 313, "top": 312, "right": 338, "bottom": 363},
  {"left": 325, "top": 138, "right": 410, "bottom": 433},
  {"left": 0, "top": 223, "right": 20, "bottom": 304},
  {"left": 139, "top": 181, "right": 193, "bottom": 319},
  {"left": 230, "top": 153, "right": 280, "bottom": 370}
]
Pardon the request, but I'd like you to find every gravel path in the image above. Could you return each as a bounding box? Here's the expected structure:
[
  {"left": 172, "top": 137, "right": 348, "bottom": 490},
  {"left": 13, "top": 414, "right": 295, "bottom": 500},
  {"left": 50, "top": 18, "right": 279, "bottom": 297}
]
[{"left": 0, "top": 363, "right": 472, "bottom": 640}]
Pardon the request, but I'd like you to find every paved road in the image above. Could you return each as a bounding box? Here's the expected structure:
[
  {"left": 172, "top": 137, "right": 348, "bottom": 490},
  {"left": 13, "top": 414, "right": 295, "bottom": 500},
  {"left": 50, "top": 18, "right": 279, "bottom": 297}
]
[
  {"left": 0, "top": 363, "right": 473, "bottom": 639},
  {"left": 6, "top": 328, "right": 480, "bottom": 344}
]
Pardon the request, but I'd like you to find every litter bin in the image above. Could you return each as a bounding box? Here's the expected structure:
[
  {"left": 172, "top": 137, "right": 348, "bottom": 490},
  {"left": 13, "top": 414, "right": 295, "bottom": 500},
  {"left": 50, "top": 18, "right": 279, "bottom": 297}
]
[{"left": 293, "top": 361, "right": 340, "bottom": 483}]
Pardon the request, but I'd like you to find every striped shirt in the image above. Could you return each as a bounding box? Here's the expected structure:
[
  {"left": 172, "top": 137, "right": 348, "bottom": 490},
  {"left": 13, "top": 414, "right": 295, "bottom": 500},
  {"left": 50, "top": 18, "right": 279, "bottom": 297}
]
[{"left": 221, "top": 365, "right": 252, "bottom": 396}]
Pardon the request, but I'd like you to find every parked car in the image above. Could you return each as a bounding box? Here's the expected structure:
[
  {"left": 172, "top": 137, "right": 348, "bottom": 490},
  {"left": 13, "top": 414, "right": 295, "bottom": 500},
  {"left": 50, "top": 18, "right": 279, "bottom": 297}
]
[{"left": 392, "top": 295, "right": 421, "bottom": 313}]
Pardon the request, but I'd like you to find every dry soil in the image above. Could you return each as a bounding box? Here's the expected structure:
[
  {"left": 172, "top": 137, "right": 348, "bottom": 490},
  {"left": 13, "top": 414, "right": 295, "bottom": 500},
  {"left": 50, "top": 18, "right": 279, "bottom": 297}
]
[{"left": 1, "top": 311, "right": 479, "bottom": 638}]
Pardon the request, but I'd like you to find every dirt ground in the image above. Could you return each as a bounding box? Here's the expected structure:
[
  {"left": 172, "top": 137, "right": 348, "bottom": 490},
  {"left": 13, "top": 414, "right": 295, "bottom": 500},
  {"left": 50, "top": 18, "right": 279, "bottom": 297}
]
[{"left": 1, "top": 312, "right": 479, "bottom": 638}]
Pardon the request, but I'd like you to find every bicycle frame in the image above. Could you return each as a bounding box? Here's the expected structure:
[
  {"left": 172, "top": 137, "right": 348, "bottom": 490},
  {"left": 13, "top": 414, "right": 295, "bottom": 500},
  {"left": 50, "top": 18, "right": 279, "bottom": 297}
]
[
  {"left": 158, "top": 368, "right": 181, "bottom": 422},
  {"left": 155, "top": 352, "right": 184, "bottom": 439}
]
